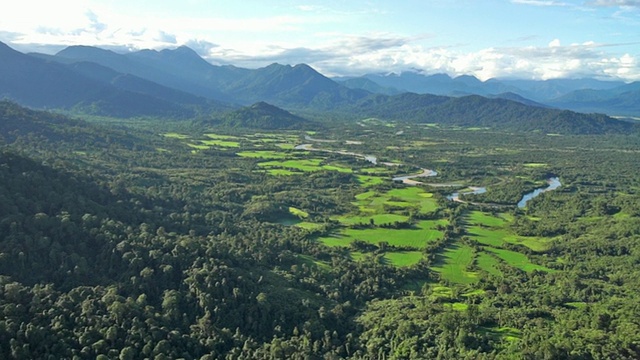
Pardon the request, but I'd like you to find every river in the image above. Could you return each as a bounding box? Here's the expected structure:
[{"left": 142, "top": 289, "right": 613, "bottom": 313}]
[
  {"left": 517, "top": 177, "right": 561, "bottom": 208},
  {"left": 446, "top": 187, "right": 487, "bottom": 202},
  {"left": 294, "top": 137, "right": 561, "bottom": 207}
]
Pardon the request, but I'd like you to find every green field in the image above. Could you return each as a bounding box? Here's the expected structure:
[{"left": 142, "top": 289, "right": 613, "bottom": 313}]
[
  {"left": 485, "top": 247, "right": 552, "bottom": 272},
  {"left": 476, "top": 252, "right": 502, "bottom": 276},
  {"left": 356, "top": 175, "right": 386, "bottom": 187},
  {"left": 466, "top": 211, "right": 553, "bottom": 252},
  {"left": 319, "top": 220, "right": 444, "bottom": 248},
  {"left": 383, "top": 251, "right": 423, "bottom": 267},
  {"left": 353, "top": 187, "right": 438, "bottom": 214},
  {"left": 431, "top": 244, "right": 478, "bottom": 284},
  {"left": 200, "top": 139, "right": 241, "bottom": 148},
  {"left": 258, "top": 159, "right": 352, "bottom": 173},
  {"left": 333, "top": 213, "right": 409, "bottom": 225}
]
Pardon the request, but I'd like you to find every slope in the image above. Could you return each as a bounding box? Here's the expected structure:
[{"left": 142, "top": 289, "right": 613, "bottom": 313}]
[
  {"left": 0, "top": 42, "right": 215, "bottom": 118},
  {"left": 352, "top": 93, "right": 637, "bottom": 134},
  {"left": 205, "top": 101, "right": 318, "bottom": 129}
]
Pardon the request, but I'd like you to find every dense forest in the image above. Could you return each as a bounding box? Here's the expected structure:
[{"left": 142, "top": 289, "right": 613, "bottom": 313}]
[{"left": 1, "top": 101, "right": 640, "bottom": 359}]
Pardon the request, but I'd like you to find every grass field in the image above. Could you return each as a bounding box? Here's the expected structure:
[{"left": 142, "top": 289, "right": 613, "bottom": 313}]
[
  {"left": 258, "top": 159, "right": 352, "bottom": 173},
  {"left": 333, "top": 213, "right": 409, "bottom": 225},
  {"left": 431, "top": 244, "right": 478, "bottom": 284},
  {"left": 383, "top": 251, "right": 423, "bottom": 267},
  {"left": 200, "top": 139, "right": 241, "bottom": 147},
  {"left": 353, "top": 188, "right": 439, "bottom": 214},
  {"left": 356, "top": 175, "right": 386, "bottom": 187},
  {"left": 187, "top": 143, "right": 211, "bottom": 150},
  {"left": 466, "top": 211, "right": 553, "bottom": 252},
  {"left": 319, "top": 220, "right": 444, "bottom": 248},
  {"left": 476, "top": 252, "right": 502, "bottom": 276},
  {"left": 485, "top": 247, "right": 552, "bottom": 272}
]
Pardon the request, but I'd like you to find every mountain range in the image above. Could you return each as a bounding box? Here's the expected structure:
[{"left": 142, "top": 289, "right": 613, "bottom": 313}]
[
  {"left": 336, "top": 72, "right": 639, "bottom": 117},
  {"left": 1, "top": 41, "right": 638, "bottom": 134}
]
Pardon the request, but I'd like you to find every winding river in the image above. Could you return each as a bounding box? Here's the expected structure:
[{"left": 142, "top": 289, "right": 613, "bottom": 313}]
[
  {"left": 294, "top": 139, "right": 561, "bottom": 207},
  {"left": 517, "top": 177, "right": 561, "bottom": 208}
]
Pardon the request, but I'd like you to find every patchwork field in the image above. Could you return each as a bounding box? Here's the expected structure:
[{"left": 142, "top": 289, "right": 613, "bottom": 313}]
[
  {"left": 465, "top": 211, "right": 553, "bottom": 252},
  {"left": 162, "top": 130, "right": 556, "bottom": 279}
]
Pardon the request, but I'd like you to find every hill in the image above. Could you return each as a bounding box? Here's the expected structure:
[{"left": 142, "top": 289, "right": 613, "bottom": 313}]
[
  {"left": 548, "top": 82, "right": 640, "bottom": 116},
  {"left": 352, "top": 93, "right": 637, "bottom": 134},
  {"left": 205, "top": 101, "right": 317, "bottom": 129}
]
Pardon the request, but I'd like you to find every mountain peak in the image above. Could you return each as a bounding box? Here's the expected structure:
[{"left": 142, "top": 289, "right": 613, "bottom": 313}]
[
  {"left": 160, "top": 45, "right": 199, "bottom": 57},
  {"left": 208, "top": 101, "right": 315, "bottom": 130},
  {"left": 56, "top": 45, "right": 116, "bottom": 58}
]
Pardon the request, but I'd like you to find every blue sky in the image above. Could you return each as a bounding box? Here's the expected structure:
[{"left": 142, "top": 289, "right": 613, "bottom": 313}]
[{"left": 1, "top": 0, "right": 639, "bottom": 80}]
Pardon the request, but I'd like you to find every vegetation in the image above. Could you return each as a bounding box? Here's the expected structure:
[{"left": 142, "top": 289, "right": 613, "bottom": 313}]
[{"left": 1, "top": 101, "right": 640, "bottom": 359}]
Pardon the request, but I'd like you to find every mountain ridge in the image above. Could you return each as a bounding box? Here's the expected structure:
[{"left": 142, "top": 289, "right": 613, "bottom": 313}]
[{"left": 1, "top": 41, "right": 638, "bottom": 133}]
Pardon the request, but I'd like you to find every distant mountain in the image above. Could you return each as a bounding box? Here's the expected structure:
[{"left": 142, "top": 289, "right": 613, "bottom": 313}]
[
  {"left": 335, "top": 77, "right": 401, "bottom": 95},
  {"left": 0, "top": 42, "right": 109, "bottom": 108},
  {"left": 223, "top": 63, "right": 370, "bottom": 109},
  {"left": 0, "top": 42, "right": 230, "bottom": 118},
  {"left": 498, "top": 78, "right": 625, "bottom": 102},
  {"left": 205, "top": 101, "right": 317, "bottom": 130},
  {"left": 5, "top": 41, "right": 640, "bottom": 128},
  {"left": 351, "top": 93, "right": 637, "bottom": 135},
  {"left": 353, "top": 72, "right": 515, "bottom": 96},
  {"left": 348, "top": 71, "right": 625, "bottom": 99},
  {"left": 55, "top": 45, "right": 235, "bottom": 101},
  {"left": 548, "top": 82, "right": 640, "bottom": 116},
  {"left": 54, "top": 45, "right": 369, "bottom": 109}
]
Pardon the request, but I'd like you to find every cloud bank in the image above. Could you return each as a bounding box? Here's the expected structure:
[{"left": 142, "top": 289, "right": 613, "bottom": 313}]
[{"left": 0, "top": 1, "right": 638, "bottom": 81}]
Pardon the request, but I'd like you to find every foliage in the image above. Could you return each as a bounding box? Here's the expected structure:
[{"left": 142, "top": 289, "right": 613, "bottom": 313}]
[{"left": 1, "top": 103, "right": 640, "bottom": 359}]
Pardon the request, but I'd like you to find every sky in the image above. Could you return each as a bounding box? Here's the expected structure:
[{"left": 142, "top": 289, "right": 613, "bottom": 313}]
[{"left": 1, "top": 0, "right": 639, "bottom": 81}]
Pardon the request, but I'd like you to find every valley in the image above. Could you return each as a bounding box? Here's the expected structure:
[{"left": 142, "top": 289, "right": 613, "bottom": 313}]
[{"left": 0, "top": 42, "right": 639, "bottom": 359}]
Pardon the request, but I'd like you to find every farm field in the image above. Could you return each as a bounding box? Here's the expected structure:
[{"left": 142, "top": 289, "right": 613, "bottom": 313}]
[
  {"left": 319, "top": 220, "right": 445, "bottom": 248},
  {"left": 465, "top": 211, "right": 554, "bottom": 252}
]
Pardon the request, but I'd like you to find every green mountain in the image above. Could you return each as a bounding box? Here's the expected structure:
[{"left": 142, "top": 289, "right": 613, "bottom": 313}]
[
  {"left": 549, "top": 82, "right": 640, "bottom": 116},
  {"left": 55, "top": 46, "right": 370, "bottom": 109},
  {"left": 0, "top": 42, "right": 228, "bottom": 118},
  {"left": 4, "top": 42, "right": 637, "bottom": 133},
  {"left": 352, "top": 93, "right": 637, "bottom": 134},
  {"left": 206, "top": 101, "right": 317, "bottom": 129}
]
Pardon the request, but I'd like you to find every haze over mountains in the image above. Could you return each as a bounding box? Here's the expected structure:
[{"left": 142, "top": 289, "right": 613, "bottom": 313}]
[{"left": 1, "top": 41, "right": 638, "bottom": 133}]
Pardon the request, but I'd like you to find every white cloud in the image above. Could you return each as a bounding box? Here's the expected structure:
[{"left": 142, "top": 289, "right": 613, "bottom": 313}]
[
  {"left": 0, "top": 1, "right": 638, "bottom": 81},
  {"left": 203, "top": 34, "right": 640, "bottom": 81}
]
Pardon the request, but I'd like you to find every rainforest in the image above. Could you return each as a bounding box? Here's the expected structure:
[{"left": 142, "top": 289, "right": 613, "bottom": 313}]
[{"left": 1, "top": 96, "right": 640, "bottom": 359}]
